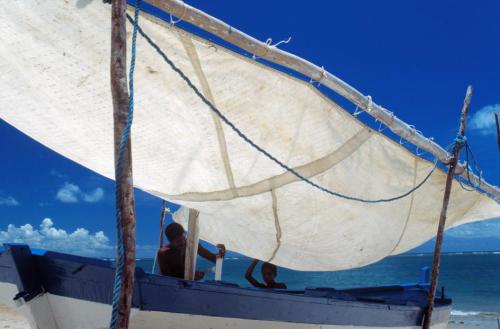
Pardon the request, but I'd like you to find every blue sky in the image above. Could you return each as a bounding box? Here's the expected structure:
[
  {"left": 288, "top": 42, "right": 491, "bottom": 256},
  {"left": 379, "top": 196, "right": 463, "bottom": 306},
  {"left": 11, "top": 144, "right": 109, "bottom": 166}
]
[{"left": 1, "top": 0, "right": 499, "bottom": 258}]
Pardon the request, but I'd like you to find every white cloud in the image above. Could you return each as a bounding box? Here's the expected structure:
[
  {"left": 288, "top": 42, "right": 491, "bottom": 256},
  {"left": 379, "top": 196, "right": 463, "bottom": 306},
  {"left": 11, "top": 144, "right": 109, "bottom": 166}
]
[
  {"left": 56, "top": 182, "right": 80, "bottom": 203},
  {"left": 82, "top": 188, "right": 104, "bottom": 203},
  {"left": 49, "top": 169, "right": 68, "bottom": 179},
  {"left": 56, "top": 182, "right": 104, "bottom": 203},
  {"left": 0, "top": 218, "right": 113, "bottom": 257},
  {"left": 447, "top": 218, "right": 500, "bottom": 238},
  {"left": 469, "top": 104, "right": 499, "bottom": 135},
  {"left": 0, "top": 196, "right": 20, "bottom": 206}
]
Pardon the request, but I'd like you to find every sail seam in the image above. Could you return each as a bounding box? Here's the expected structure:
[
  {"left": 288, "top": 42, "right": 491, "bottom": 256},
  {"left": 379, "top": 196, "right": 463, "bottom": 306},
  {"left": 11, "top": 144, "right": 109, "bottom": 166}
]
[
  {"left": 179, "top": 33, "right": 238, "bottom": 196},
  {"left": 389, "top": 157, "right": 418, "bottom": 255},
  {"left": 268, "top": 189, "right": 282, "bottom": 263},
  {"left": 152, "top": 129, "right": 372, "bottom": 201}
]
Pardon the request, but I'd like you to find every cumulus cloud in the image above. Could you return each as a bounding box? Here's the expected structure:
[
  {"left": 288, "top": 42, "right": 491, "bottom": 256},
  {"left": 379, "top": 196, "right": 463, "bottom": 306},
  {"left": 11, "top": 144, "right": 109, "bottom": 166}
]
[
  {"left": 0, "top": 218, "right": 113, "bottom": 256},
  {"left": 56, "top": 182, "right": 80, "bottom": 203},
  {"left": 447, "top": 218, "right": 500, "bottom": 238},
  {"left": 56, "top": 182, "right": 104, "bottom": 203},
  {"left": 0, "top": 196, "right": 20, "bottom": 206},
  {"left": 469, "top": 104, "right": 499, "bottom": 135},
  {"left": 82, "top": 188, "right": 104, "bottom": 203}
]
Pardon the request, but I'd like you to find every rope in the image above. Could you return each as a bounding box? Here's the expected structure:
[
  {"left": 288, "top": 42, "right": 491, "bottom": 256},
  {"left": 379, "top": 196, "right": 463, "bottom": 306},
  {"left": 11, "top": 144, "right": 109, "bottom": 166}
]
[
  {"left": 252, "top": 37, "right": 291, "bottom": 60},
  {"left": 109, "top": 1, "right": 141, "bottom": 329},
  {"left": 454, "top": 135, "right": 467, "bottom": 146},
  {"left": 126, "top": 14, "right": 439, "bottom": 204},
  {"left": 455, "top": 137, "right": 484, "bottom": 193}
]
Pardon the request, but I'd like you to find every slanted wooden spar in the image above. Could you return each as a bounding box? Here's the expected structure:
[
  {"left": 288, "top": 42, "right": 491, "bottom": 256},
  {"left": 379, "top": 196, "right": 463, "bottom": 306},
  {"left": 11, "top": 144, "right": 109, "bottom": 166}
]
[
  {"left": 111, "top": 0, "right": 137, "bottom": 328},
  {"left": 422, "top": 86, "right": 473, "bottom": 329},
  {"left": 146, "top": 0, "right": 500, "bottom": 200},
  {"left": 159, "top": 200, "right": 167, "bottom": 248}
]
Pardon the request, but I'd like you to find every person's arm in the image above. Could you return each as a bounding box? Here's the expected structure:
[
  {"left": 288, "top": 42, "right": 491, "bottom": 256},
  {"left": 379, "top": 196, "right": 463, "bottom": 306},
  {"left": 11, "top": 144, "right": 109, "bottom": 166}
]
[
  {"left": 197, "top": 243, "right": 226, "bottom": 263},
  {"left": 194, "top": 271, "right": 205, "bottom": 281},
  {"left": 245, "top": 259, "right": 265, "bottom": 288},
  {"left": 274, "top": 282, "right": 287, "bottom": 289}
]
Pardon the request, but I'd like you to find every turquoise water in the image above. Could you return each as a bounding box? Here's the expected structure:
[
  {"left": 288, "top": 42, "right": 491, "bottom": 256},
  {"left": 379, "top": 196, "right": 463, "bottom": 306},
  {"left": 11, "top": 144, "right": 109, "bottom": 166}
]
[{"left": 137, "top": 252, "right": 500, "bottom": 316}]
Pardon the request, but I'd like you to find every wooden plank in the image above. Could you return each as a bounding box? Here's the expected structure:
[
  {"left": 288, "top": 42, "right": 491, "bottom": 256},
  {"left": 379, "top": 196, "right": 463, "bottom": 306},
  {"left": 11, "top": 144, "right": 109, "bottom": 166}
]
[
  {"left": 184, "top": 208, "right": 200, "bottom": 280},
  {"left": 111, "top": 0, "right": 136, "bottom": 328},
  {"left": 146, "top": 0, "right": 499, "bottom": 200},
  {"left": 214, "top": 252, "right": 223, "bottom": 281},
  {"left": 422, "top": 86, "right": 473, "bottom": 329}
]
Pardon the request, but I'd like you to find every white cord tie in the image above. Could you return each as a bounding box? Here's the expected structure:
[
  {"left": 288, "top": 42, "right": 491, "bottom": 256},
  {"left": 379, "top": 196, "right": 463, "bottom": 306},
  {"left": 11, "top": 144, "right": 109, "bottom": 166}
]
[{"left": 366, "top": 95, "right": 373, "bottom": 112}]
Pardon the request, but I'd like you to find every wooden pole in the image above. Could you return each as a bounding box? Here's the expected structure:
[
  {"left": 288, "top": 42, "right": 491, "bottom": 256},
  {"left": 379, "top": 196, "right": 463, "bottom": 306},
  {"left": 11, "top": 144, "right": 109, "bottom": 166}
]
[
  {"left": 111, "top": 0, "right": 136, "bottom": 328},
  {"left": 184, "top": 209, "right": 200, "bottom": 280},
  {"left": 422, "top": 86, "right": 473, "bottom": 329},
  {"left": 146, "top": 0, "right": 500, "bottom": 200},
  {"left": 151, "top": 200, "right": 167, "bottom": 274},
  {"left": 495, "top": 112, "right": 500, "bottom": 151},
  {"left": 159, "top": 200, "right": 167, "bottom": 249}
]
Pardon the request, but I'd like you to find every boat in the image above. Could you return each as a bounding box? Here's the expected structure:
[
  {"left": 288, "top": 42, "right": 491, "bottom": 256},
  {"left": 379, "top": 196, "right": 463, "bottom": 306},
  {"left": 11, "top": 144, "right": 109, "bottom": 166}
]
[
  {"left": 0, "top": 0, "right": 499, "bottom": 328},
  {"left": 0, "top": 244, "right": 452, "bottom": 329}
]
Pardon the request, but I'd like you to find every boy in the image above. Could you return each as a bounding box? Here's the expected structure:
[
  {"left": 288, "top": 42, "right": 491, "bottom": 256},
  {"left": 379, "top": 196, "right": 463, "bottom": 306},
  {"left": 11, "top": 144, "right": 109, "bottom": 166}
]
[
  {"left": 158, "top": 222, "right": 225, "bottom": 280},
  {"left": 245, "top": 258, "right": 287, "bottom": 289}
]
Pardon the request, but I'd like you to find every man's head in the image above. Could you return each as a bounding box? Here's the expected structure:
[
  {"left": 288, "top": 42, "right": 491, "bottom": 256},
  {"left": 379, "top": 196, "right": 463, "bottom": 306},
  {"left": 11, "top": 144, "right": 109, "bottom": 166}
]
[
  {"left": 261, "top": 262, "right": 278, "bottom": 284},
  {"left": 165, "top": 223, "right": 186, "bottom": 250}
]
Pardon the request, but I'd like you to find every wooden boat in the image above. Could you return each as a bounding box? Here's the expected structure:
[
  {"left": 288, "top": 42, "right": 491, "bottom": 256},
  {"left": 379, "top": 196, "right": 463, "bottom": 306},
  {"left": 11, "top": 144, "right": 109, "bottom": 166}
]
[
  {"left": 0, "top": 0, "right": 499, "bottom": 328},
  {"left": 0, "top": 244, "right": 452, "bottom": 329}
]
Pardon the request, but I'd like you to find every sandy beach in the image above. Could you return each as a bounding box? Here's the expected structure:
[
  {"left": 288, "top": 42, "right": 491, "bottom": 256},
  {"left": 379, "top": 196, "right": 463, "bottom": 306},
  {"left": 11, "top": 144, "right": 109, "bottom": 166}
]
[
  {"left": 0, "top": 304, "right": 29, "bottom": 329},
  {"left": 1, "top": 303, "right": 498, "bottom": 329}
]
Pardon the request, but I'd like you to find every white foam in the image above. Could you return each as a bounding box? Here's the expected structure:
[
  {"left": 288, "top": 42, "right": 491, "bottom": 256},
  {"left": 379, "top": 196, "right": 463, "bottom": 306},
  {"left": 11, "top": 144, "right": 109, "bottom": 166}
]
[{"left": 451, "top": 310, "right": 480, "bottom": 316}]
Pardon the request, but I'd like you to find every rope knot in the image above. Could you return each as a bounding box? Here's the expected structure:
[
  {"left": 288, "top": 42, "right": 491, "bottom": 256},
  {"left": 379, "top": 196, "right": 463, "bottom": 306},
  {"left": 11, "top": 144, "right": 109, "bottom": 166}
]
[{"left": 455, "top": 135, "right": 467, "bottom": 146}]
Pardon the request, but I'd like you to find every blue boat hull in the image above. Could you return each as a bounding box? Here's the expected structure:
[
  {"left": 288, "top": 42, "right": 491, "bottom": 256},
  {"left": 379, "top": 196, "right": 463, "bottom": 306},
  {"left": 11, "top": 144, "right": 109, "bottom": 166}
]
[{"left": 0, "top": 244, "right": 451, "bottom": 328}]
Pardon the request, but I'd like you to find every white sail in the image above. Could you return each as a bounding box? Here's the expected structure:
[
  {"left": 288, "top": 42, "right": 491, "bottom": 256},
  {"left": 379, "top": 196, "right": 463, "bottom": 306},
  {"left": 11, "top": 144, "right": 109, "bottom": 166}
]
[{"left": 0, "top": 0, "right": 498, "bottom": 270}]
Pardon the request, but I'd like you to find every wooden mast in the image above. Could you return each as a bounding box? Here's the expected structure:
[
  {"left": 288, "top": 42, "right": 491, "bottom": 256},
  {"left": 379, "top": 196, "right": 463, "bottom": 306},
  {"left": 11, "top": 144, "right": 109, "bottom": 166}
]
[
  {"left": 422, "top": 86, "right": 473, "bottom": 329},
  {"left": 111, "top": 0, "right": 136, "bottom": 328}
]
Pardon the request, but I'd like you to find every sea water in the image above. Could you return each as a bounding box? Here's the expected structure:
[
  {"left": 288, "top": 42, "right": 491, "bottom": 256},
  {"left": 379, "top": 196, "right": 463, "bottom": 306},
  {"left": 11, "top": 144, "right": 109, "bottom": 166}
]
[{"left": 137, "top": 252, "right": 500, "bottom": 323}]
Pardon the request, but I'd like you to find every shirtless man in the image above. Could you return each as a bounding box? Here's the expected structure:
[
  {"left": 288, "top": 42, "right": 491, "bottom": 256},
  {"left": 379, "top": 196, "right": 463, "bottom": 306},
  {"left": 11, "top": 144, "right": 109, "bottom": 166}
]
[{"left": 157, "top": 222, "right": 225, "bottom": 280}]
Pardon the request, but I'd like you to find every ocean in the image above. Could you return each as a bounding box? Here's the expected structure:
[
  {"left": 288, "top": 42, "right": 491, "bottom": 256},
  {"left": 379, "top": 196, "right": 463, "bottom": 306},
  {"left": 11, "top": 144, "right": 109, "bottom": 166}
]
[{"left": 137, "top": 252, "right": 500, "bottom": 324}]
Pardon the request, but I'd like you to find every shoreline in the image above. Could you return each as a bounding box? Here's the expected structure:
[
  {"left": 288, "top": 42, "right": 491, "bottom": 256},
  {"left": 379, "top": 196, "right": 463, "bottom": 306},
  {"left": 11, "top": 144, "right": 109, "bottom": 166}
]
[
  {"left": 449, "top": 311, "right": 500, "bottom": 329},
  {"left": 1, "top": 304, "right": 499, "bottom": 329}
]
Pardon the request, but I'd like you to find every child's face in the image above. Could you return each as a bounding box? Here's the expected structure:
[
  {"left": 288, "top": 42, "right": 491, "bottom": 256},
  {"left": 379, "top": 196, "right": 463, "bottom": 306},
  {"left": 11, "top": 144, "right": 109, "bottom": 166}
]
[
  {"left": 262, "top": 268, "right": 276, "bottom": 284},
  {"left": 170, "top": 235, "right": 186, "bottom": 250}
]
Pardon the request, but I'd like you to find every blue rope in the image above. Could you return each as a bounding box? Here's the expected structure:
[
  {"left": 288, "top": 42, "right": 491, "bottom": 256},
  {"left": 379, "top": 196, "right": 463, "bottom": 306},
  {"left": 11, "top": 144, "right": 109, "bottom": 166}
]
[
  {"left": 109, "top": 1, "right": 141, "bottom": 329},
  {"left": 454, "top": 135, "right": 467, "bottom": 146},
  {"left": 126, "top": 14, "right": 438, "bottom": 203}
]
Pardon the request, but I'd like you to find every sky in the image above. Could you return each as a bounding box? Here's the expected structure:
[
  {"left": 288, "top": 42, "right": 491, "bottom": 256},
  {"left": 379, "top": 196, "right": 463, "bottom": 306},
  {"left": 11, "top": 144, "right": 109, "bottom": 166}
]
[{"left": 0, "top": 0, "right": 499, "bottom": 258}]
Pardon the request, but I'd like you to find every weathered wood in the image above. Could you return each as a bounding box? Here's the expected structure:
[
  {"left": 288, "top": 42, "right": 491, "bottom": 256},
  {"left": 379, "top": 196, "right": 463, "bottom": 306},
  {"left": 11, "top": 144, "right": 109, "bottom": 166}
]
[
  {"left": 145, "top": 0, "right": 500, "bottom": 200},
  {"left": 159, "top": 200, "right": 167, "bottom": 248},
  {"left": 214, "top": 255, "right": 223, "bottom": 281},
  {"left": 495, "top": 112, "right": 500, "bottom": 151},
  {"left": 151, "top": 200, "right": 168, "bottom": 273},
  {"left": 422, "top": 86, "right": 473, "bottom": 329},
  {"left": 111, "top": 0, "right": 136, "bottom": 328},
  {"left": 184, "top": 209, "right": 200, "bottom": 280}
]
